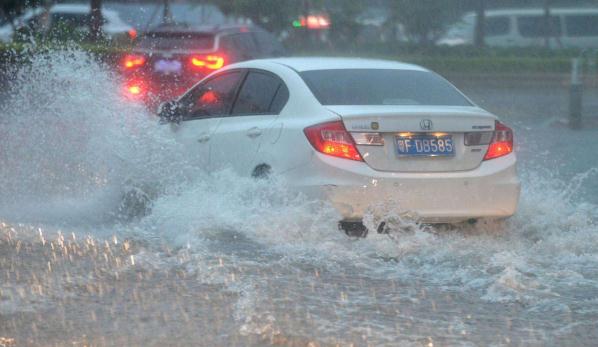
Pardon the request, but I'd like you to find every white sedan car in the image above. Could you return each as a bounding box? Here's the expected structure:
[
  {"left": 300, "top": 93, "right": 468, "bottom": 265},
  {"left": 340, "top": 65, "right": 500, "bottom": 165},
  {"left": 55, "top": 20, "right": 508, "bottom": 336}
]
[{"left": 159, "top": 58, "right": 520, "bottom": 235}]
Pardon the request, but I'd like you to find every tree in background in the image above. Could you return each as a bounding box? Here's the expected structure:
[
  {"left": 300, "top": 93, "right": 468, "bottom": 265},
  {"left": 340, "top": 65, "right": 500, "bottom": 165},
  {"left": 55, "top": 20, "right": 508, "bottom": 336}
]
[
  {"left": 324, "top": 0, "right": 367, "bottom": 47},
  {"left": 89, "top": 0, "right": 103, "bottom": 41},
  {"left": 209, "top": 0, "right": 305, "bottom": 34},
  {"left": 473, "top": 0, "right": 485, "bottom": 47},
  {"left": 202, "top": 0, "right": 366, "bottom": 47},
  {"left": 0, "top": 0, "right": 42, "bottom": 33},
  {"left": 543, "top": 0, "right": 552, "bottom": 48},
  {"left": 389, "top": 0, "right": 462, "bottom": 45}
]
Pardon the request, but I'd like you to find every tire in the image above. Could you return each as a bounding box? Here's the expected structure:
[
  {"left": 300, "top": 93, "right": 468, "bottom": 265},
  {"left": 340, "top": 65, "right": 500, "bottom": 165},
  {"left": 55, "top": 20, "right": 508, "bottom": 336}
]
[{"left": 251, "top": 164, "right": 271, "bottom": 179}]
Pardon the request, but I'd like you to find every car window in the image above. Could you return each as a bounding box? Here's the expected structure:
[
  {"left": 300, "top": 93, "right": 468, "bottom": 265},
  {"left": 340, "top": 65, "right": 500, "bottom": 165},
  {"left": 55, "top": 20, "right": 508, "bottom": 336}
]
[
  {"left": 565, "top": 15, "right": 598, "bottom": 37},
  {"left": 138, "top": 32, "right": 215, "bottom": 51},
  {"left": 485, "top": 16, "right": 510, "bottom": 37},
  {"left": 252, "top": 32, "right": 287, "bottom": 57},
  {"left": 517, "top": 15, "right": 561, "bottom": 37},
  {"left": 232, "top": 71, "right": 286, "bottom": 115},
  {"left": 181, "top": 71, "right": 243, "bottom": 119},
  {"left": 231, "top": 33, "right": 258, "bottom": 59},
  {"left": 269, "top": 84, "right": 290, "bottom": 114},
  {"left": 300, "top": 69, "right": 471, "bottom": 106}
]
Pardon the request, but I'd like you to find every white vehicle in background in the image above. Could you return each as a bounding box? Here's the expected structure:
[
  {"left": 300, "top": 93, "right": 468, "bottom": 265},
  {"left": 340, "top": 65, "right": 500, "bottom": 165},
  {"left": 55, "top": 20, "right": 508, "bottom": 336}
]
[
  {"left": 0, "top": 4, "right": 135, "bottom": 43},
  {"left": 159, "top": 58, "right": 521, "bottom": 236},
  {"left": 439, "top": 8, "right": 598, "bottom": 49}
]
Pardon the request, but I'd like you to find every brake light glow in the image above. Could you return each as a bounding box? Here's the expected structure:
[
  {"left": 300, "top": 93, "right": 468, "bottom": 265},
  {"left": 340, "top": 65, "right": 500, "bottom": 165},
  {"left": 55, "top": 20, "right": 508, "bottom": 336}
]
[
  {"left": 123, "top": 54, "right": 146, "bottom": 69},
  {"left": 484, "top": 121, "right": 514, "bottom": 160},
  {"left": 124, "top": 79, "right": 145, "bottom": 99},
  {"left": 128, "top": 28, "right": 138, "bottom": 40},
  {"left": 293, "top": 15, "right": 331, "bottom": 29},
  {"left": 128, "top": 85, "right": 141, "bottom": 95},
  {"left": 190, "top": 55, "right": 225, "bottom": 70},
  {"left": 199, "top": 90, "right": 218, "bottom": 104},
  {"left": 304, "top": 121, "right": 363, "bottom": 161}
]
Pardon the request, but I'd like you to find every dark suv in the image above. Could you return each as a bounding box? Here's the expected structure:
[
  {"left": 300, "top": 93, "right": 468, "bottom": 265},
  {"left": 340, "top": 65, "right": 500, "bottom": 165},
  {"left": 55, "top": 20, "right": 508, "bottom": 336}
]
[{"left": 121, "top": 23, "right": 287, "bottom": 109}]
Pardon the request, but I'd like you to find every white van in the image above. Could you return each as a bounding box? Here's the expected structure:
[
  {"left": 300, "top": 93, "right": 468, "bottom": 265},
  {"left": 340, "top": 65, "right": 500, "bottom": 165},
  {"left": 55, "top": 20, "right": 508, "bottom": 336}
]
[{"left": 439, "top": 8, "right": 598, "bottom": 49}]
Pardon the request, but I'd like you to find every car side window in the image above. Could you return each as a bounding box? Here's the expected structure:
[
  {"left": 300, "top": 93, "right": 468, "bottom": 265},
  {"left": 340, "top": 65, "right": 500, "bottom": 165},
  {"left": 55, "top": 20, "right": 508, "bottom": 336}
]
[
  {"left": 232, "top": 71, "right": 288, "bottom": 115},
  {"left": 231, "top": 33, "right": 258, "bottom": 60},
  {"left": 269, "top": 83, "right": 290, "bottom": 114},
  {"left": 517, "top": 15, "right": 561, "bottom": 38},
  {"left": 252, "top": 32, "right": 287, "bottom": 57},
  {"left": 565, "top": 15, "right": 598, "bottom": 37},
  {"left": 485, "top": 17, "right": 510, "bottom": 37},
  {"left": 180, "top": 71, "right": 243, "bottom": 119}
]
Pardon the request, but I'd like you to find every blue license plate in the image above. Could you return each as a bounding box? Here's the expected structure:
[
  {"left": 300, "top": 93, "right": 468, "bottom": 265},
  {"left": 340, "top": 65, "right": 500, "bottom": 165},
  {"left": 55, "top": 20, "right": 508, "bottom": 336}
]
[{"left": 396, "top": 135, "right": 454, "bottom": 157}]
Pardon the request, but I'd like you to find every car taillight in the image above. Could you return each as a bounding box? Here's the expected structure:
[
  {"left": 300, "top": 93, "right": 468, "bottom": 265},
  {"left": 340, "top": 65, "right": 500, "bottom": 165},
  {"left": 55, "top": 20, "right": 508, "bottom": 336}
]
[
  {"left": 128, "top": 85, "right": 142, "bottom": 95},
  {"left": 124, "top": 79, "right": 145, "bottom": 99},
  {"left": 123, "top": 54, "right": 146, "bottom": 69},
  {"left": 189, "top": 55, "right": 225, "bottom": 70},
  {"left": 304, "top": 120, "right": 363, "bottom": 161},
  {"left": 484, "top": 121, "right": 514, "bottom": 160},
  {"left": 128, "top": 28, "right": 138, "bottom": 40}
]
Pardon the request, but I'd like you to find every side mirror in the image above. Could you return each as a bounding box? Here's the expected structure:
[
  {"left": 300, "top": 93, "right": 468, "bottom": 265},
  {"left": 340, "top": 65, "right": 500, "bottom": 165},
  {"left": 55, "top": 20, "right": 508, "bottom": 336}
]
[{"left": 158, "top": 100, "right": 182, "bottom": 124}]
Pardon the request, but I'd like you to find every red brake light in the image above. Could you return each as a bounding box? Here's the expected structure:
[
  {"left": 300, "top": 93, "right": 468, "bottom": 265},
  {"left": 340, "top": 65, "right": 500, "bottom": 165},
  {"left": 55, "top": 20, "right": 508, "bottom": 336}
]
[
  {"left": 128, "top": 28, "right": 138, "bottom": 40},
  {"left": 198, "top": 90, "right": 218, "bottom": 104},
  {"left": 295, "top": 15, "right": 331, "bottom": 29},
  {"left": 123, "top": 54, "right": 146, "bottom": 69},
  {"left": 484, "top": 121, "right": 514, "bottom": 160},
  {"left": 128, "top": 85, "right": 142, "bottom": 95},
  {"left": 190, "top": 55, "right": 225, "bottom": 70},
  {"left": 124, "top": 79, "right": 145, "bottom": 99},
  {"left": 304, "top": 121, "right": 363, "bottom": 161}
]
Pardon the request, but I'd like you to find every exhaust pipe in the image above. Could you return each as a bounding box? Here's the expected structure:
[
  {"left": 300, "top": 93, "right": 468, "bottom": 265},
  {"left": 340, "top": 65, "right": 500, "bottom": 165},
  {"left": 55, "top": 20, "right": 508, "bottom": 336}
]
[{"left": 338, "top": 221, "right": 390, "bottom": 237}]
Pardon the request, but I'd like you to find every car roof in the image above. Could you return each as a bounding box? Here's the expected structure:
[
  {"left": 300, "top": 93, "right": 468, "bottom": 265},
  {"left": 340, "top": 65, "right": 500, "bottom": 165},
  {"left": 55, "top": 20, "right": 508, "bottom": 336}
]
[{"left": 245, "top": 57, "right": 427, "bottom": 73}]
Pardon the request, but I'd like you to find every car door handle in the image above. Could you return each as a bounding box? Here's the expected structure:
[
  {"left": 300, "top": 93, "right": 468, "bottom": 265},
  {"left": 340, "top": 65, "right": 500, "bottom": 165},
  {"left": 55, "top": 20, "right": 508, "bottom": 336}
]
[
  {"left": 197, "top": 134, "right": 211, "bottom": 143},
  {"left": 246, "top": 127, "right": 262, "bottom": 139}
]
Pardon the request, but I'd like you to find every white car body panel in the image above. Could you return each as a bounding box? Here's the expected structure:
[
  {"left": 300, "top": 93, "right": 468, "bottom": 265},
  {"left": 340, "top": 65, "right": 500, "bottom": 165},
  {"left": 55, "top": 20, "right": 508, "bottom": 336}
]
[
  {"left": 327, "top": 105, "right": 495, "bottom": 172},
  {"left": 168, "top": 58, "right": 521, "bottom": 224},
  {"left": 169, "top": 118, "right": 219, "bottom": 171},
  {"left": 211, "top": 114, "right": 279, "bottom": 174}
]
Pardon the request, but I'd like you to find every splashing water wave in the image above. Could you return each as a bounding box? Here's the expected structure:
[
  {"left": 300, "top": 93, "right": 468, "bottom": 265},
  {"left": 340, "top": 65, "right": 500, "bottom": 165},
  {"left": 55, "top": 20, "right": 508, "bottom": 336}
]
[{"left": 1, "top": 49, "right": 598, "bottom": 346}]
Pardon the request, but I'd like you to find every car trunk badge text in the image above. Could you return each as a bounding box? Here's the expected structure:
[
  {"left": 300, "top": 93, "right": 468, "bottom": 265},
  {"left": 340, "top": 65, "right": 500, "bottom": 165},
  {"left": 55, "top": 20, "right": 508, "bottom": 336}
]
[{"left": 420, "top": 119, "right": 433, "bottom": 130}]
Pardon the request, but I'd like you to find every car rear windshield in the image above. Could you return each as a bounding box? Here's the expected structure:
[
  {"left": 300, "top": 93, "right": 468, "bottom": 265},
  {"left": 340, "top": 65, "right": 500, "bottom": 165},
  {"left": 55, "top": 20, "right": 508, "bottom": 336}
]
[
  {"left": 300, "top": 69, "right": 472, "bottom": 106},
  {"left": 138, "top": 32, "right": 215, "bottom": 51}
]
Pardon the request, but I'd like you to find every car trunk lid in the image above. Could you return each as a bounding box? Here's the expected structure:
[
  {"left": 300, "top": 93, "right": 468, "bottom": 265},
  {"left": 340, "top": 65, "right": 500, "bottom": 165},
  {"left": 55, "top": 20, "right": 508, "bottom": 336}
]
[{"left": 327, "top": 105, "right": 496, "bottom": 172}]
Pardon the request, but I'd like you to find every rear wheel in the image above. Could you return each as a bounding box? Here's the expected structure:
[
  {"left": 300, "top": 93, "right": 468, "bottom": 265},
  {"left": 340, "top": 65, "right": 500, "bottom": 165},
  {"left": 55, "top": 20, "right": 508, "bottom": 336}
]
[
  {"left": 116, "top": 185, "right": 154, "bottom": 221},
  {"left": 252, "top": 164, "right": 271, "bottom": 179},
  {"left": 338, "top": 220, "right": 368, "bottom": 237}
]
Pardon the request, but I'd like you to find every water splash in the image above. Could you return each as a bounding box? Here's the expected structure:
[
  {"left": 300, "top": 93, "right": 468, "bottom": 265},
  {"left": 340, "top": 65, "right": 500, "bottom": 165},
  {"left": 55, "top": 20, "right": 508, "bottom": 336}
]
[
  {"left": 0, "top": 48, "right": 192, "bottom": 225},
  {"left": 1, "top": 48, "right": 598, "bottom": 346}
]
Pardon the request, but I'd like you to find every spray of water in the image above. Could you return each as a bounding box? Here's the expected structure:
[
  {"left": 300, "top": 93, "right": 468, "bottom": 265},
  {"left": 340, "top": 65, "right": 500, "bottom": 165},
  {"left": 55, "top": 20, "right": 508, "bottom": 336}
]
[
  {"left": 1, "top": 48, "right": 598, "bottom": 345},
  {"left": 0, "top": 48, "right": 194, "bottom": 224}
]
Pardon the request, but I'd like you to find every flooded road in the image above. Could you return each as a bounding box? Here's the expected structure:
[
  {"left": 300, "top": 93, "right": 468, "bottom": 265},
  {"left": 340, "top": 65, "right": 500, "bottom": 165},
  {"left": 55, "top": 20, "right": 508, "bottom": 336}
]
[{"left": 1, "top": 50, "right": 597, "bottom": 346}]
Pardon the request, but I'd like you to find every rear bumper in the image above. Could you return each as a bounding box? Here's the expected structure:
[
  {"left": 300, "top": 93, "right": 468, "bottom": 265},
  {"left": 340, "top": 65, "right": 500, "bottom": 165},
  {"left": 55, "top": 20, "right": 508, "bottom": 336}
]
[{"left": 287, "top": 152, "right": 521, "bottom": 223}]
